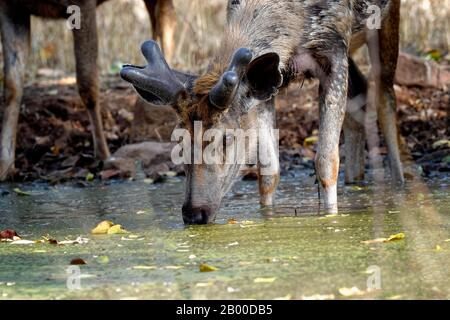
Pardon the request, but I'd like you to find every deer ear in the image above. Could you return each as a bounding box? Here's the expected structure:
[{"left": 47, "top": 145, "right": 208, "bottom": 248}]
[{"left": 246, "top": 52, "right": 282, "bottom": 100}]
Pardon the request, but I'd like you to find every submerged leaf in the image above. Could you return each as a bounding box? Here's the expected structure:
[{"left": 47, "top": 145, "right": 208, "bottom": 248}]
[
  {"left": 91, "top": 221, "right": 114, "bottom": 234},
  {"left": 96, "top": 256, "right": 110, "bottom": 264},
  {"left": 199, "top": 263, "right": 218, "bottom": 272}
]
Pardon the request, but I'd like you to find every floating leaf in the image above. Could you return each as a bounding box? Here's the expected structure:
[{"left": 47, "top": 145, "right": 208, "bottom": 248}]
[
  {"left": 162, "top": 171, "right": 177, "bottom": 177},
  {"left": 107, "top": 224, "right": 127, "bottom": 234},
  {"left": 362, "top": 232, "right": 405, "bottom": 244},
  {"left": 199, "top": 263, "right": 218, "bottom": 272},
  {"left": 13, "top": 188, "right": 32, "bottom": 196},
  {"left": 0, "top": 229, "right": 19, "bottom": 240},
  {"left": 165, "top": 266, "right": 184, "bottom": 270},
  {"left": 386, "top": 233, "right": 405, "bottom": 242},
  {"left": 91, "top": 221, "right": 114, "bottom": 234},
  {"left": 143, "top": 178, "right": 154, "bottom": 184},
  {"left": 59, "top": 237, "right": 89, "bottom": 245},
  {"left": 70, "top": 258, "right": 87, "bottom": 265},
  {"left": 133, "top": 265, "right": 157, "bottom": 270},
  {"left": 338, "top": 287, "right": 365, "bottom": 297},
  {"left": 10, "top": 239, "right": 35, "bottom": 245},
  {"left": 254, "top": 277, "right": 276, "bottom": 283}
]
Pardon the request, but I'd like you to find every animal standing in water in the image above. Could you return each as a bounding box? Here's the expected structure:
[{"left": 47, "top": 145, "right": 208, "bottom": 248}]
[{"left": 121, "top": 0, "right": 404, "bottom": 224}]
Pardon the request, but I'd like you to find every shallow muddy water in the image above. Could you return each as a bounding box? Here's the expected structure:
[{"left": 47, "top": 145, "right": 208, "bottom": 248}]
[{"left": 0, "top": 170, "right": 449, "bottom": 299}]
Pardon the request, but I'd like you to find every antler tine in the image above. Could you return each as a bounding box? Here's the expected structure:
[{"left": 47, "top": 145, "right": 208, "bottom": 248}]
[
  {"left": 120, "top": 40, "right": 185, "bottom": 105},
  {"left": 209, "top": 48, "right": 253, "bottom": 109}
]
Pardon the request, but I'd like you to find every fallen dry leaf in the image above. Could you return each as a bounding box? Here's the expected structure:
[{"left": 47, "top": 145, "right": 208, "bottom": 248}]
[
  {"left": 227, "top": 218, "right": 238, "bottom": 224},
  {"left": 0, "top": 229, "right": 19, "bottom": 240},
  {"left": 199, "top": 263, "right": 219, "bottom": 272},
  {"left": 70, "top": 258, "right": 87, "bottom": 265}
]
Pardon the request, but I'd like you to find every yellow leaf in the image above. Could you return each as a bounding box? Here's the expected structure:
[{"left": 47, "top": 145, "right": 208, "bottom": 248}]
[
  {"left": 339, "top": 287, "right": 365, "bottom": 297},
  {"left": 91, "top": 221, "right": 114, "bottom": 234},
  {"left": 385, "top": 233, "right": 405, "bottom": 242},
  {"left": 107, "top": 224, "right": 127, "bottom": 234},
  {"left": 435, "top": 245, "right": 443, "bottom": 252},
  {"left": 199, "top": 263, "right": 218, "bottom": 272},
  {"left": 254, "top": 277, "right": 276, "bottom": 283},
  {"left": 304, "top": 136, "right": 319, "bottom": 148},
  {"left": 133, "top": 266, "right": 157, "bottom": 270},
  {"left": 362, "top": 232, "right": 405, "bottom": 244},
  {"left": 86, "top": 172, "right": 95, "bottom": 182}
]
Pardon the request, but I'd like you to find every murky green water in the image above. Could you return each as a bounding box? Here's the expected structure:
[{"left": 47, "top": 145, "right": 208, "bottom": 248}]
[{"left": 0, "top": 170, "right": 449, "bottom": 300}]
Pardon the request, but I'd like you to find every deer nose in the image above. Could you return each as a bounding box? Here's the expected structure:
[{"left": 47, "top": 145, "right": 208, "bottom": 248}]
[{"left": 182, "top": 205, "right": 214, "bottom": 225}]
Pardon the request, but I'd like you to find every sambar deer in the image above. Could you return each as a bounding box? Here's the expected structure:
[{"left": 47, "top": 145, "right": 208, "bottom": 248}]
[
  {"left": 0, "top": 0, "right": 176, "bottom": 180},
  {"left": 121, "top": 0, "right": 405, "bottom": 224}
]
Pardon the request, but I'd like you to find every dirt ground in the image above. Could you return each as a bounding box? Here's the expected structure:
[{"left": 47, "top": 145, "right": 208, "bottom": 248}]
[{"left": 0, "top": 71, "right": 448, "bottom": 183}]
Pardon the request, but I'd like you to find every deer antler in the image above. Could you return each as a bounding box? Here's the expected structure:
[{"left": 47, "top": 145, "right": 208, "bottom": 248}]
[
  {"left": 120, "top": 40, "right": 185, "bottom": 105},
  {"left": 209, "top": 48, "right": 253, "bottom": 109}
]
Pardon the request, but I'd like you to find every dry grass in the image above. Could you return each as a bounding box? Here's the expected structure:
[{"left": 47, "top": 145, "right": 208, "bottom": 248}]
[{"left": 1, "top": 0, "right": 449, "bottom": 81}]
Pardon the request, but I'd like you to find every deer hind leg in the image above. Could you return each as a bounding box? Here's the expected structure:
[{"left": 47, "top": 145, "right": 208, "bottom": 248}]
[
  {"left": 73, "top": 3, "right": 110, "bottom": 160},
  {"left": 344, "top": 58, "right": 367, "bottom": 184},
  {"left": 145, "top": 0, "right": 177, "bottom": 64},
  {"left": 367, "top": 0, "right": 404, "bottom": 184},
  {"left": 0, "top": 5, "right": 30, "bottom": 181}
]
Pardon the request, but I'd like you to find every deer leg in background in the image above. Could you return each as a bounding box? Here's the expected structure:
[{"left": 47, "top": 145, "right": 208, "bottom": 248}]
[
  {"left": 0, "top": 4, "right": 30, "bottom": 181},
  {"left": 368, "top": 0, "right": 404, "bottom": 184},
  {"left": 315, "top": 51, "right": 348, "bottom": 214},
  {"left": 72, "top": 2, "right": 110, "bottom": 160},
  {"left": 344, "top": 58, "right": 367, "bottom": 184},
  {"left": 145, "top": 0, "right": 177, "bottom": 64}
]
